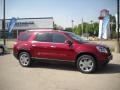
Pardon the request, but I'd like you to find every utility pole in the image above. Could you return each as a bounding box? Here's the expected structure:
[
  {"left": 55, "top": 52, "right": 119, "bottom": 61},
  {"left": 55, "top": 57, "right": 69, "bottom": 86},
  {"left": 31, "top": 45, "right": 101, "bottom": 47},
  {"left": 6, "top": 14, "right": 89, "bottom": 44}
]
[
  {"left": 2, "top": 0, "right": 6, "bottom": 45},
  {"left": 90, "top": 20, "right": 93, "bottom": 35},
  {"left": 72, "top": 20, "right": 74, "bottom": 32},
  {"left": 81, "top": 18, "right": 83, "bottom": 36},
  {"left": 117, "top": 0, "right": 119, "bottom": 43},
  {"left": 117, "top": 0, "right": 120, "bottom": 52},
  {"left": 115, "top": 0, "right": 120, "bottom": 53}
]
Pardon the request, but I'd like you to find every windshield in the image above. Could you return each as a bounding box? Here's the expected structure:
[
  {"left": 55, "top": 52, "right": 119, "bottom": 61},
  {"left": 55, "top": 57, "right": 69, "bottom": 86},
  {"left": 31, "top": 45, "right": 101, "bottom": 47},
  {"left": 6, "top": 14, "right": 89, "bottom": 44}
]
[{"left": 67, "top": 32, "right": 88, "bottom": 43}]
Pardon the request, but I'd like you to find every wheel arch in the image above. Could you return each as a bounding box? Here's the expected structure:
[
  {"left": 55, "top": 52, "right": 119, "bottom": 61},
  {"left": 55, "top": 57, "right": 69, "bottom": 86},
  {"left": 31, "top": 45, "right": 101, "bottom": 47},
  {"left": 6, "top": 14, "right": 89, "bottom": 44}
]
[
  {"left": 17, "top": 49, "right": 32, "bottom": 59},
  {"left": 75, "top": 52, "right": 97, "bottom": 64}
]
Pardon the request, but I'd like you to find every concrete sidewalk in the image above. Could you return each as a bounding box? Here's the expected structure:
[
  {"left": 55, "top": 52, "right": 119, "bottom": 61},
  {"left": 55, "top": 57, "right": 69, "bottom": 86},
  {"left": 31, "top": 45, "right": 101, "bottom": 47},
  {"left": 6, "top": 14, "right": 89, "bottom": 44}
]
[{"left": 0, "top": 53, "right": 120, "bottom": 90}]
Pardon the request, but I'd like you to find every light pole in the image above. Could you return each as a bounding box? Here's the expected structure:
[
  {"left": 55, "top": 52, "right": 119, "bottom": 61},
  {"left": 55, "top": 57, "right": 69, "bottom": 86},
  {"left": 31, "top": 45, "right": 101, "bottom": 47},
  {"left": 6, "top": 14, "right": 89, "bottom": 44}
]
[
  {"left": 117, "top": 0, "right": 119, "bottom": 42},
  {"left": 72, "top": 20, "right": 74, "bottom": 32},
  {"left": 117, "top": 0, "right": 120, "bottom": 52},
  {"left": 90, "top": 20, "right": 93, "bottom": 35},
  {"left": 115, "top": 0, "right": 120, "bottom": 53},
  {"left": 81, "top": 18, "right": 83, "bottom": 36},
  {"left": 2, "top": 0, "right": 6, "bottom": 45}
]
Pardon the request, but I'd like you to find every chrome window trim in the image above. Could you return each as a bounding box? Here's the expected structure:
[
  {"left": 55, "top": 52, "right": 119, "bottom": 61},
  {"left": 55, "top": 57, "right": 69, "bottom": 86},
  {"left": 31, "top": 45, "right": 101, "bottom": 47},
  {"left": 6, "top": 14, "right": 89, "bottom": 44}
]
[{"left": 31, "top": 57, "right": 75, "bottom": 62}]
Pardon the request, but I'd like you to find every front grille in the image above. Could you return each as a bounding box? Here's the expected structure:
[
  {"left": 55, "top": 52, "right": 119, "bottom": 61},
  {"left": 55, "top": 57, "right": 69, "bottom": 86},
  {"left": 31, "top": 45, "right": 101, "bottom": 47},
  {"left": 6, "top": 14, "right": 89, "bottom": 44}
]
[{"left": 106, "top": 47, "right": 111, "bottom": 55}]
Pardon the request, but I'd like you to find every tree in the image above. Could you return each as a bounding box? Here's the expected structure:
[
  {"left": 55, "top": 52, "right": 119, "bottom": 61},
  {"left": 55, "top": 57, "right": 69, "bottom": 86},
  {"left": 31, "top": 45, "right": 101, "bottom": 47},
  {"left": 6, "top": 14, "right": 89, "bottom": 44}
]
[
  {"left": 73, "top": 26, "right": 78, "bottom": 34},
  {"left": 65, "top": 27, "right": 73, "bottom": 32},
  {"left": 78, "top": 24, "right": 82, "bottom": 35},
  {"left": 93, "top": 22, "right": 99, "bottom": 36},
  {"left": 53, "top": 23, "right": 64, "bottom": 30},
  {"left": 66, "top": 21, "right": 99, "bottom": 37}
]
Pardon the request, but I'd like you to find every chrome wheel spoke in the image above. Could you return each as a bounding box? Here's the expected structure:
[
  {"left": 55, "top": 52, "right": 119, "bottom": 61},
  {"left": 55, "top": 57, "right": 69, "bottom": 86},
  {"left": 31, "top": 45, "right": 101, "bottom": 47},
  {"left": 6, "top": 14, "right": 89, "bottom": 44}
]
[
  {"left": 79, "top": 57, "right": 94, "bottom": 72},
  {"left": 20, "top": 53, "right": 30, "bottom": 66},
  {"left": 81, "top": 65, "right": 87, "bottom": 71}
]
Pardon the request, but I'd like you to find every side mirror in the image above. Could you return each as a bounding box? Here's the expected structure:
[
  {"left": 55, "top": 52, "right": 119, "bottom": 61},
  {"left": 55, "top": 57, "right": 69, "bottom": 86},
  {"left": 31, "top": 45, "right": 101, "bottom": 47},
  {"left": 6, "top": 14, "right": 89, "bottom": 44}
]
[{"left": 64, "top": 40, "right": 73, "bottom": 47}]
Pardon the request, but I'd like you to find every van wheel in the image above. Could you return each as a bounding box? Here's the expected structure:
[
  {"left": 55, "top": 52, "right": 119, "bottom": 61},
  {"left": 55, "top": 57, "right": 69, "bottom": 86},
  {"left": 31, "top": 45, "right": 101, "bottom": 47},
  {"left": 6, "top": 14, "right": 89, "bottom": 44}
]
[
  {"left": 19, "top": 52, "right": 32, "bottom": 67},
  {"left": 76, "top": 55, "right": 96, "bottom": 73}
]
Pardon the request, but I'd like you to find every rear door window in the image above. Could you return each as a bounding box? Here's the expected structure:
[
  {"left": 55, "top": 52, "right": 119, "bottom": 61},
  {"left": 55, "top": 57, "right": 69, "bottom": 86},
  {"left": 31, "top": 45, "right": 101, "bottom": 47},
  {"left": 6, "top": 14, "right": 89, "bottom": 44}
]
[
  {"left": 18, "top": 33, "right": 31, "bottom": 41},
  {"left": 35, "top": 33, "right": 52, "bottom": 42}
]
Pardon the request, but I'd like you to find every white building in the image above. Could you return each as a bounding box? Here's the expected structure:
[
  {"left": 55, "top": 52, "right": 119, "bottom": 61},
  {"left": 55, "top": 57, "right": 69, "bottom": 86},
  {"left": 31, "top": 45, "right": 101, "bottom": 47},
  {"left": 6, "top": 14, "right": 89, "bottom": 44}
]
[
  {"left": 0, "top": 17, "right": 54, "bottom": 38},
  {"left": 98, "top": 9, "right": 110, "bottom": 39}
]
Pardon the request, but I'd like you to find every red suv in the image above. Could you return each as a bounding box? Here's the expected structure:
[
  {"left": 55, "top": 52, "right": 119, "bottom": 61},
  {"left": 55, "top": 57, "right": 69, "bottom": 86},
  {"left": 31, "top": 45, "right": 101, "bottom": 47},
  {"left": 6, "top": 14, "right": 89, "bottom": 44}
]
[{"left": 13, "top": 30, "right": 112, "bottom": 73}]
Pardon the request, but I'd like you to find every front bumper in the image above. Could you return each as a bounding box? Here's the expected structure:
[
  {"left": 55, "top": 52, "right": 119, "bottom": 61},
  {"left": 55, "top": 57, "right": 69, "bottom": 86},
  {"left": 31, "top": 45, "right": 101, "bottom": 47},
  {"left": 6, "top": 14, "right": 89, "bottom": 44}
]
[
  {"left": 107, "top": 54, "right": 113, "bottom": 60},
  {"left": 97, "top": 54, "right": 113, "bottom": 67}
]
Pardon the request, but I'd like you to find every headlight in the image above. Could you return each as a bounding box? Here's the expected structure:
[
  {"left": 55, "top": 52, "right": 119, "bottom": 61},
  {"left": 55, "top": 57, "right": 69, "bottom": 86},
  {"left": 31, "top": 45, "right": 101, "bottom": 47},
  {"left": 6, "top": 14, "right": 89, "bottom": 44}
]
[{"left": 96, "top": 46, "right": 108, "bottom": 53}]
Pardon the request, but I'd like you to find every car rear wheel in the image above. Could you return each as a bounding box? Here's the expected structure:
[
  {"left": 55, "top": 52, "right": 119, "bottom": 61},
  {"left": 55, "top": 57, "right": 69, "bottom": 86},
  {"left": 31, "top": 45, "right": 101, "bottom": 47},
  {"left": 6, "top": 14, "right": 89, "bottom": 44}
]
[
  {"left": 77, "top": 55, "right": 96, "bottom": 73},
  {"left": 19, "top": 52, "right": 32, "bottom": 67},
  {"left": 0, "top": 47, "right": 4, "bottom": 55}
]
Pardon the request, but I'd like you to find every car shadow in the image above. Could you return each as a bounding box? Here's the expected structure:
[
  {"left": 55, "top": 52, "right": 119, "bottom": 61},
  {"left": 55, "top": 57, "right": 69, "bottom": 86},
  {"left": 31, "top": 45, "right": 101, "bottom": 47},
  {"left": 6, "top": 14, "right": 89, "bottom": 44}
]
[
  {"left": 31, "top": 61, "right": 78, "bottom": 72},
  {"left": 95, "top": 63, "right": 120, "bottom": 74},
  {"left": 31, "top": 61, "right": 120, "bottom": 74},
  {"left": 0, "top": 52, "right": 11, "bottom": 56}
]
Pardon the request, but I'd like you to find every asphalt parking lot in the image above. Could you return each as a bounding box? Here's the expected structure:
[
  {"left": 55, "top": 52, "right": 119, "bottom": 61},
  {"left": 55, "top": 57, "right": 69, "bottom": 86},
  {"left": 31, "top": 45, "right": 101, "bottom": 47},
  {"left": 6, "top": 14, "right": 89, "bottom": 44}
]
[{"left": 0, "top": 53, "right": 120, "bottom": 90}]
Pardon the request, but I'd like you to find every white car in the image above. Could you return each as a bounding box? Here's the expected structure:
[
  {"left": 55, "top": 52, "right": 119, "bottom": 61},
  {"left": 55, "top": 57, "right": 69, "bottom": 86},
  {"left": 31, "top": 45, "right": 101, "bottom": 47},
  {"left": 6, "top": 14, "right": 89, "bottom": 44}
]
[{"left": 81, "top": 36, "right": 89, "bottom": 41}]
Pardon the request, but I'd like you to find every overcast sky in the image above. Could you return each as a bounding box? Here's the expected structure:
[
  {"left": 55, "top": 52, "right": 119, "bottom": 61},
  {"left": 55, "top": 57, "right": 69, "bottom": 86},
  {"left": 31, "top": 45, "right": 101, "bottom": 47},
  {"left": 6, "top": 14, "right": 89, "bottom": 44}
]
[{"left": 0, "top": 0, "right": 118, "bottom": 28}]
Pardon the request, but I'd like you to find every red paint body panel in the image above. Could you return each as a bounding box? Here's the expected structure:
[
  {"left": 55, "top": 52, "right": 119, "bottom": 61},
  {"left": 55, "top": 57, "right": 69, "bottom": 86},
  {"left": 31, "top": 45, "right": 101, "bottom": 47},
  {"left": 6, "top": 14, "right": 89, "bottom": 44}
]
[{"left": 13, "top": 30, "right": 112, "bottom": 64}]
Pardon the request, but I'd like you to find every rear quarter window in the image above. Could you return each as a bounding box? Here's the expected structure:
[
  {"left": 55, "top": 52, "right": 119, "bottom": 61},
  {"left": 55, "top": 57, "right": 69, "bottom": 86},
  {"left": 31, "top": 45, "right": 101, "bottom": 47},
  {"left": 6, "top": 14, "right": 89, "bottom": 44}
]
[{"left": 18, "top": 33, "right": 31, "bottom": 41}]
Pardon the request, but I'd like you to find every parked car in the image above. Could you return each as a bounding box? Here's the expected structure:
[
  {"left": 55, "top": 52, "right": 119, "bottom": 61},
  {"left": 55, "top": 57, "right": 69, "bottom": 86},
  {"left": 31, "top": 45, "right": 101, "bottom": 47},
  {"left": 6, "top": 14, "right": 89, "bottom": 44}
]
[
  {"left": 0, "top": 44, "right": 5, "bottom": 55},
  {"left": 13, "top": 30, "right": 113, "bottom": 73}
]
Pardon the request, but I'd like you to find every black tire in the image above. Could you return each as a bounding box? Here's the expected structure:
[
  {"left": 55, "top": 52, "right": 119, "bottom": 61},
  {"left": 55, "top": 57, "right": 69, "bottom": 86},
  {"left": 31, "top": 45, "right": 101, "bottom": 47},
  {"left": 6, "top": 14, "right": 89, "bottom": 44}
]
[
  {"left": 19, "top": 52, "right": 32, "bottom": 67},
  {"left": 76, "top": 55, "right": 96, "bottom": 73},
  {"left": 102, "top": 60, "right": 109, "bottom": 67},
  {"left": 0, "top": 47, "right": 4, "bottom": 55}
]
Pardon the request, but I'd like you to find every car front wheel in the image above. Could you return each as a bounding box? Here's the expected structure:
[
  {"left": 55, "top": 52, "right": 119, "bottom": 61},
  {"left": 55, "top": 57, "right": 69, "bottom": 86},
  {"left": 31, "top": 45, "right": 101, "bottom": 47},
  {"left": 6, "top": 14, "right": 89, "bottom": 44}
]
[
  {"left": 19, "top": 52, "right": 32, "bottom": 67},
  {"left": 77, "top": 55, "right": 96, "bottom": 73}
]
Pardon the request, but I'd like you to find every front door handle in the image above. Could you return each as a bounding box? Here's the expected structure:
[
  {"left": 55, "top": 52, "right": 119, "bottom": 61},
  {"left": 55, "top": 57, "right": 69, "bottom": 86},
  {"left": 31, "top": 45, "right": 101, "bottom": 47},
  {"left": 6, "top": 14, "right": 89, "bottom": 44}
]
[
  {"left": 32, "top": 44, "right": 36, "bottom": 47},
  {"left": 50, "top": 46, "right": 56, "bottom": 48}
]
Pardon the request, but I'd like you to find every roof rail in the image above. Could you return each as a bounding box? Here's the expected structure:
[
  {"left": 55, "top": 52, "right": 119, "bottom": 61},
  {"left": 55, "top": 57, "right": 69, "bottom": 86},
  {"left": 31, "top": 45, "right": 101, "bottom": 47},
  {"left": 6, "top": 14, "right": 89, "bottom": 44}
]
[{"left": 27, "top": 29, "right": 53, "bottom": 32}]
